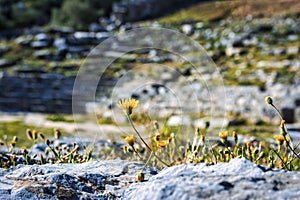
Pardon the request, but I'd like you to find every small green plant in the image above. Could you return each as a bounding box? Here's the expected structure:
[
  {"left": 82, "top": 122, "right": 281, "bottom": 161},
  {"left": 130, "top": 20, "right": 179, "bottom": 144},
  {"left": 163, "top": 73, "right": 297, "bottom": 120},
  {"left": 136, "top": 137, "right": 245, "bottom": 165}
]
[
  {"left": 265, "top": 96, "right": 300, "bottom": 170},
  {"left": 97, "top": 114, "right": 116, "bottom": 125},
  {"left": 116, "top": 97, "right": 300, "bottom": 176},
  {"left": 0, "top": 128, "right": 93, "bottom": 168},
  {"left": 1, "top": 97, "right": 299, "bottom": 174},
  {"left": 118, "top": 98, "right": 170, "bottom": 181}
]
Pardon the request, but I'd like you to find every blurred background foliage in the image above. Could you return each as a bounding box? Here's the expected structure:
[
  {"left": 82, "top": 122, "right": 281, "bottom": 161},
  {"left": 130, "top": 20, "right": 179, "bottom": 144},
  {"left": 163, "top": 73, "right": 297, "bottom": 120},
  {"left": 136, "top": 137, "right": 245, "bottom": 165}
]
[{"left": 0, "top": 0, "right": 121, "bottom": 30}]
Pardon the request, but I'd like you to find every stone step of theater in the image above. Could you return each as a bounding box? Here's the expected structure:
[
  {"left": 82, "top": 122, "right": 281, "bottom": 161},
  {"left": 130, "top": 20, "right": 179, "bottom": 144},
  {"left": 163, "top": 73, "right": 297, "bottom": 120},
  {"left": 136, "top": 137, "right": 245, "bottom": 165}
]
[{"left": 0, "top": 74, "right": 116, "bottom": 114}]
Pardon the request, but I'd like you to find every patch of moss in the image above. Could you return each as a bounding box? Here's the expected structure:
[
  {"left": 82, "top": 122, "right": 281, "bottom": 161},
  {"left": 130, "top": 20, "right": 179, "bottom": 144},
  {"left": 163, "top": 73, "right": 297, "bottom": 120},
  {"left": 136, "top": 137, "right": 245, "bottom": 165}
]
[
  {"left": 0, "top": 121, "right": 69, "bottom": 147},
  {"left": 46, "top": 114, "right": 74, "bottom": 123}
]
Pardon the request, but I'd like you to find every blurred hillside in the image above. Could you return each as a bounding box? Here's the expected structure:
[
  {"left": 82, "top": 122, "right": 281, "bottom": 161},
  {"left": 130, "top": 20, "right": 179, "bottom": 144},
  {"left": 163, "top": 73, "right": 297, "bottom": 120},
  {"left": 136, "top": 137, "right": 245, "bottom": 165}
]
[
  {"left": 157, "top": 0, "right": 300, "bottom": 25},
  {"left": 1, "top": 0, "right": 300, "bottom": 32},
  {"left": 0, "top": 0, "right": 194, "bottom": 31},
  {"left": 0, "top": 0, "right": 299, "bottom": 119},
  {"left": 0, "top": 0, "right": 120, "bottom": 30}
]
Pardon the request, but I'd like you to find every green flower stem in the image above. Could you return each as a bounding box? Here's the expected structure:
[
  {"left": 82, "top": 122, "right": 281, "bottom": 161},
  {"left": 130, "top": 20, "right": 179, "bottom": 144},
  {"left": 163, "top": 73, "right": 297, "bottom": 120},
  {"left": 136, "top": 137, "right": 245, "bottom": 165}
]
[
  {"left": 126, "top": 114, "right": 170, "bottom": 167},
  {"left": 141, "top": 151, "right": 154, "bottom": 172},
  {"left": 270, "top": 103, "right": 300, "bottom": 160},
  {"left": 284, "top": 136, "right": 300, "bottom": 160},
  {"left": 294, "top": 141, "right": 300, "bottom": 149},
  {"left": 271, "top": 148, "right": 290, "bottom": 170},
  {"left": 208, "top": 141, "right": 218, "bottom": 164},
  {"left": 224, "top": 143, "right": 232, "bottom": 156},
  {"left": 61, "top": 145, "right": 79, "bottom": 161},
  {"left": 285, "top": 157, "right": 296, "bottom": 170},
  {"left": 46, "top": 144, "right": 62, "bottom": 162},
  {"left": 131, "top": 145, "right": 142, "bottom": 159},
  {"left": 270, "top": 104, "right": 284, "bottom": 121}
]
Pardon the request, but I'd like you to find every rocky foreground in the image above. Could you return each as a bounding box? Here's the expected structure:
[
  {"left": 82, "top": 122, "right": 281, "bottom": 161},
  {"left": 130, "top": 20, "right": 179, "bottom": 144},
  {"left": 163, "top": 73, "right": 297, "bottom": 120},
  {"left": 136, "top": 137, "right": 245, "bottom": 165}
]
[{"left": 0, "top": 158, "right": 299, "bottom": 200}]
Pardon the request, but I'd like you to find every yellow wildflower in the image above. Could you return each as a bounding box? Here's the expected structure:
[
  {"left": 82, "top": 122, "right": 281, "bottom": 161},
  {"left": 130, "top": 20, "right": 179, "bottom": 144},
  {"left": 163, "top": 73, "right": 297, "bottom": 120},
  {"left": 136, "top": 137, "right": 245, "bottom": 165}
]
[
  {"left": 260, "top": 141, "right": 267, "bottom": 148},
  {"left": 285, "top": 136, "right": 290, "bottom": 142},
  {"left": 157, "top": 140, "right": 168, "bottom": 149},
  {"left": 274, "top": 135, "right": 285, "bottom": 145},
  {"left": 219, "top": 131, "right": 228, "bottom": 144},
  {"left": 283, "top": 156, "right": 288, "bottom": 163},
  {"left": 125, "top": 135, "right": 135, "bottom": 146},
  {"left": 219, "top": 131, "right": 228, "bottom": 140},
  {"left": 118, "top": 98, "right": 139, "bottom": 115},
  {"left": 246, "top": 141, "right": 251, "bottom": 149}
]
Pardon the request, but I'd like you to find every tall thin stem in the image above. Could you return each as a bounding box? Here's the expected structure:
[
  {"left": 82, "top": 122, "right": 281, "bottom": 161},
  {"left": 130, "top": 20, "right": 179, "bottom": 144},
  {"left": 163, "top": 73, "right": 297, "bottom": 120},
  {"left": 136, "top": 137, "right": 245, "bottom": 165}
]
[
  {"left": 126, "top": 114, "right": 170, "bottom": 167},
  {"left": 271, "top": 104, "right": 284, "bottom": 121},
  {"left": 284, "top": 136, "right": 300, "bottom": 159},
  {"left": 142, "top": 151, "right": 154, "bottom": 172},
  {"left": 270, "top": 103, "right": 300, "bottom": 160}
]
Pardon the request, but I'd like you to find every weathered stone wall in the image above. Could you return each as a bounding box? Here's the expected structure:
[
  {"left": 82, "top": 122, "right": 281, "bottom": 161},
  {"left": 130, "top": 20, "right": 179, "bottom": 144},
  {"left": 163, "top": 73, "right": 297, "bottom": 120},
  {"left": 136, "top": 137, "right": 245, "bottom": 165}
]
[
  {"left": 0, "top": 73, "right": 118, "bottom": 114},
  {"left": 0, "top": 74, "right": 75, "bottom": 113}
]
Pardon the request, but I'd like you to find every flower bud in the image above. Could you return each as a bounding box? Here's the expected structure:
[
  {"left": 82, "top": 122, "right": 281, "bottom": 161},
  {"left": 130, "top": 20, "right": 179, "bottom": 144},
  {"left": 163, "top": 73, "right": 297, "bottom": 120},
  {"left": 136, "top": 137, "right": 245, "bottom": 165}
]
[
  {"left": 153, "top": 120, "right": 159, "bottom": 130},
  {"left": 123, "top": 145, "right": 128, "bottom": 153},
  {"left": 39, "top": 132, "right": 45, "bottom": 140},
  {"left": 265, "top": 96, "right": 273, "bottom": 105},
  {"left": 10, "top": 140, "right": 16, "bottom": 148},
  {"left": 232, "top": 131, "right": 238, "bottom": 144},
  {"left": 26, "top": 129, "right": 33, "bottom": 140},
  {"left": 219, "top": 131, "right": 228, "bottom": 144},
  {"left": 54, "top": 129, "right": 61, "bottom": 139},
  {"left": 13, "top": 136, "right": 18, "bottom": 142},
  {"left": 45, "top": 138, "right": 50, "bottom": 146},
  {"left": 137, "top": 172, "right": 145, "bottom": 182},
  {"left": 32, "top": 130, "right": 38, "bottom": 140},
  {"left": 195, "top": 127, "right": 201, "bottom": 136}
]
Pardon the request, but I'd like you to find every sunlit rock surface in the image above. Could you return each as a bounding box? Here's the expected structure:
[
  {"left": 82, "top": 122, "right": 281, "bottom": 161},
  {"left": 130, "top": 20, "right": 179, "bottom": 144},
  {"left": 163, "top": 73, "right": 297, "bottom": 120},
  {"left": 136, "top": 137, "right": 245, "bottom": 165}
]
[
  {"left": 1, "top": 158, "right": 300, "bottom": 199},
  {"left": 125, "top": 158, "right": 300, "bottom": 200}
]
